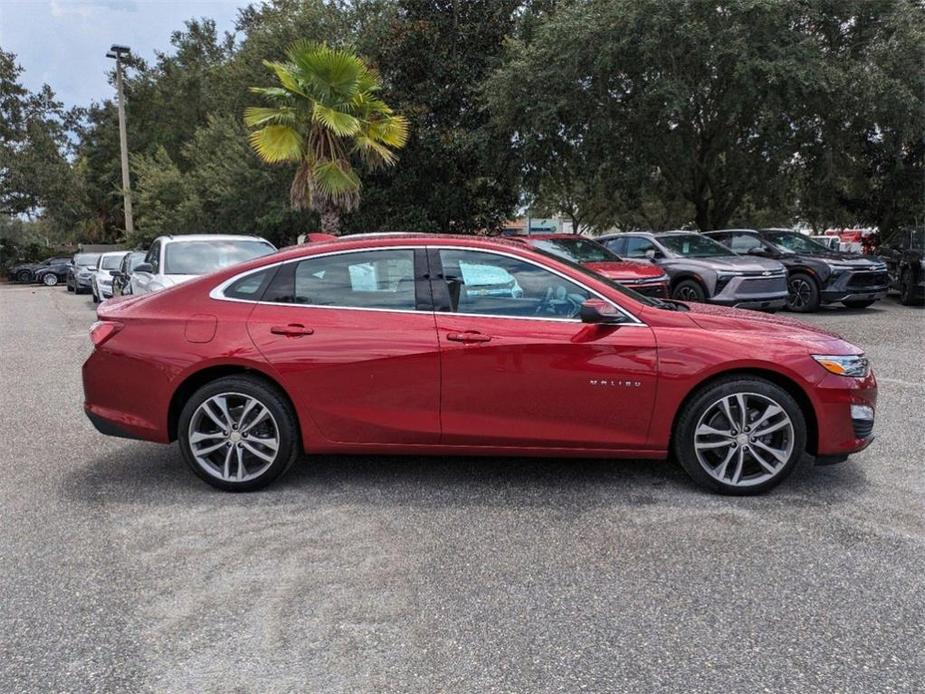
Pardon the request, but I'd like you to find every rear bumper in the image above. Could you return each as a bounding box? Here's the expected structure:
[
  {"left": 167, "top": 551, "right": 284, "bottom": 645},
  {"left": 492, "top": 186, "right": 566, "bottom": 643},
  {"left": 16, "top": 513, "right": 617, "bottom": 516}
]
[{"left": 82, "top": 348, "right": 171, "bottom": 443}]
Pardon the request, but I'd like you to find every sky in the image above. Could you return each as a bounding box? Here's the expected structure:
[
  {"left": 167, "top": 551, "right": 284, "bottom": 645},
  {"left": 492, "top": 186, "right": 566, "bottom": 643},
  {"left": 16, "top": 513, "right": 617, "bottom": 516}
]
[{"left": 1, "top": 0, "right": 247, "bottom": 109}]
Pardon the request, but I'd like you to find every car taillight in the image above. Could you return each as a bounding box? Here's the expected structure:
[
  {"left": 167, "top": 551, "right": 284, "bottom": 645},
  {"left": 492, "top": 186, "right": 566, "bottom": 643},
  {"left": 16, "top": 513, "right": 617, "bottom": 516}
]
[{"left": 89, "top": 320, "right": 123, "bottom": 347}]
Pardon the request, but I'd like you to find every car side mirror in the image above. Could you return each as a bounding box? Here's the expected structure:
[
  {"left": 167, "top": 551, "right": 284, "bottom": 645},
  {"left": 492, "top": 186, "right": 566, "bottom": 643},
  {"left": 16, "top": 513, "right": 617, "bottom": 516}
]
[
  {"left": 746, "top": 247, "right": 768, "bottom": 256},
  {"left": 134, "top": 263, "right": 153, "bottom": 273},
  {"left": 580, "top": 299, "right": 627, "bottom": 325}
]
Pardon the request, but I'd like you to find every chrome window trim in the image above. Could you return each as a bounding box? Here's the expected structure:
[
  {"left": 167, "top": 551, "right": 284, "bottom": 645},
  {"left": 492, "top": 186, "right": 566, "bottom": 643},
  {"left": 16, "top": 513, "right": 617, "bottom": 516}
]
[{"left": 209, "top": 244, "right": 647, "bottom": 326}]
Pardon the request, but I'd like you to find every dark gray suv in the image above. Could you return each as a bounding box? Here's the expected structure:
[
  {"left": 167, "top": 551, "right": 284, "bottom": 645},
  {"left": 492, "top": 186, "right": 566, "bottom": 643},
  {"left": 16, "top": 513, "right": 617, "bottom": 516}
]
[{"left": 599, "top": 231, "right": 788, "bottom": 310}]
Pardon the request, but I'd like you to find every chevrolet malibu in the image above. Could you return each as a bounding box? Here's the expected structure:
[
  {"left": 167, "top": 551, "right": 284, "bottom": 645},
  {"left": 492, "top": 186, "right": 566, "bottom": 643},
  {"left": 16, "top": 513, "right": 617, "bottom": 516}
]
[{"left": 83, "top": 234, "right": 877, "bottom": 494}]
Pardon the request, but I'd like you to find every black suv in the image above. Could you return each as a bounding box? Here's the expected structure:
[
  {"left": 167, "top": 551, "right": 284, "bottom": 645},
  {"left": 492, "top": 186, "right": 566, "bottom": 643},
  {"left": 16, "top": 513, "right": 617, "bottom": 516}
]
[
  {"left": 879, "top": 228, "right": 924, "bottom": 305},
  {"left": 704, "top": 229, "right": 890, "bottom": 312}
]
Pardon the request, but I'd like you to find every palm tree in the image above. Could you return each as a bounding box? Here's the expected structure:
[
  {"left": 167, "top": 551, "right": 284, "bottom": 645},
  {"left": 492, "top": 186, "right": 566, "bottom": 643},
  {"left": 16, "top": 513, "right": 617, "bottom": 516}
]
[{"left": 244, "top": 41, "right": 408, "bottom": 235}]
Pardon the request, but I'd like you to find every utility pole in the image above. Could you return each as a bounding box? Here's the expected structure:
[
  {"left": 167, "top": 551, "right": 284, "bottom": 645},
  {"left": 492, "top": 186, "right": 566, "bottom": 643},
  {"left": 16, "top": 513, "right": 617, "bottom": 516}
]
[{"left": 106, "top": 45, "right": 134, "bottom": 236}]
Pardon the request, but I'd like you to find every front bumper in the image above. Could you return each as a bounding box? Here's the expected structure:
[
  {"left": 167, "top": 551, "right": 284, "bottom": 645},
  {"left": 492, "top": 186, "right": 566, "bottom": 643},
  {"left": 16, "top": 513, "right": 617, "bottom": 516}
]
[
  {"left": 711, "top": 273, "right": 788, "bottom": 310},
  {"left": 821, "top": 270, "right": 889, "bottom": 304},
  {"left": 813, "top": 371, "right": 878, "bottom": 457}
]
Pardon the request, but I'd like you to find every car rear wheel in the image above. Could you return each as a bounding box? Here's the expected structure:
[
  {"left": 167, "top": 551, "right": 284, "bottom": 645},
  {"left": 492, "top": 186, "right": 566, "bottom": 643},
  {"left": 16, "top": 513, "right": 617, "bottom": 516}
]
[
  {"left": 786, "top": 273, "right": 820, "bottom": 312},
  {"left": 42, "top": 274, "right": 58, "bottom": 286},
  {"left": 672, "top": 279, "right": 706, "bottom": 303},
  {"left": 673, "top": 377, "right": 806, "bottom": 495},
  {"left": 16, "top": 270, "right": 32, "bottom": 283},
  {"left": 842, "top": 298, "right": 875, "bottom": 309},
  {"left": 178, "top": 375, "right": 300, "bottom": 492}
]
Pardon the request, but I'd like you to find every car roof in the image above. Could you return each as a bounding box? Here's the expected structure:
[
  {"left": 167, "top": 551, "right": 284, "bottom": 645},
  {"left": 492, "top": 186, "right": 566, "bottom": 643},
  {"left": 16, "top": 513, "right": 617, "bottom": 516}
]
[
  {"left": 158, "top": 234, "right": 272, "bottom": 243},
  {"left": 598, "top": 231, "right": 657, "bottom": 239},
  {"left": 99, "top": 250, "right": 129, "bottom": 258},
  {"left": 509, "top": 233, "right": 590, "bottom": 241},
  {"left": 265, "top": 232, "right": 570, "bottom": 264},
  {"left": 704, "top": 229, "right": 758, "bottom": 234}
]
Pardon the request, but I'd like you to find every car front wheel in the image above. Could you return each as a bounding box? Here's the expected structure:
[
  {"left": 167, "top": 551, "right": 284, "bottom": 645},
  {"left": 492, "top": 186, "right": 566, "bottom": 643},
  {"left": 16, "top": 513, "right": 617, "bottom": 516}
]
[
  {"left": 786, "top": 273, "right": 820, "bottom": 312},
  {"left": 42, "top": 274, "right": 58, "bottom": 286},
  {"left": 178, "top": 375, "right": 300, "bottom": 491},
  {"left": 672, "top": 279, "right": 706, "bottom": 303},
  {"left": 673, "top": 377, "right": 806, "bottom": 495}
]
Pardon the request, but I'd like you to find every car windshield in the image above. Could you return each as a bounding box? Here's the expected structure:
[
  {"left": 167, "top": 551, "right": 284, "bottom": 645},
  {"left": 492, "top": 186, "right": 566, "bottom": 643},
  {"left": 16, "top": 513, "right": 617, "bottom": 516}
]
[
  {"left": 529, "top": 237, "right": 619, "bottom": 263},
  {"left": 75, "top": 253, "right": 100, "bottom": 267},
  {"left": 764, "top": 231, "right": 830, "bottom": 254},
  {"left": 657, "top": 234, "right": 733, "bottom": 257},
  {"left": 163, "top": 239, "right": 276, "bottom": 275},
  {"left": 127, "top": 252, "right": 146, "bottom": 270},
  {"left": 100, "top": 255, "right": 123, "bottom": 270}
]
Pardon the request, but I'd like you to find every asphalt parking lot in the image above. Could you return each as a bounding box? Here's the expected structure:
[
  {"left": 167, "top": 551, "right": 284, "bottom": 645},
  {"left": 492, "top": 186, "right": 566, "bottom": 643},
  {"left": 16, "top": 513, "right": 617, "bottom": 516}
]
[{"left": 0, "top": 283, "right": 922, "bottom": 693}]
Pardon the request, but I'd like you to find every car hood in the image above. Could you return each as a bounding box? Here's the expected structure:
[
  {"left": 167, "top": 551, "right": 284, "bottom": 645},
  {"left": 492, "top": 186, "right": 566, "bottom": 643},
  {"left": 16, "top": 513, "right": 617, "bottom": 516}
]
[
  {"left": 670, "top": 255, "right": 784, "bottom": 272},
  {"left": 583, "top": 260, "right": 666, "bottom": 281},
  {"left": 677, "top": 302, "right": 860, "bottom": 353}
]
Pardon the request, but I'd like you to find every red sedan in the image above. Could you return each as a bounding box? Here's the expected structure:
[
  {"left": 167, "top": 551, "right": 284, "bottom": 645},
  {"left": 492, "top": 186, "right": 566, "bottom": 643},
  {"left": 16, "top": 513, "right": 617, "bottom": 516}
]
[
  {"left": 510, "top": 233, "right": 669, "bottom": 298},
  {"left": 83, "top": 233, "right": 877, "bottom": 494}
]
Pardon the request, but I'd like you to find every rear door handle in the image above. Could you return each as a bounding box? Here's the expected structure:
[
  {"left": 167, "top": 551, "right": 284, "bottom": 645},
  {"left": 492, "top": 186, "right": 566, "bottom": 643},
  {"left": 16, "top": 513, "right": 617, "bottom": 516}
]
[
  {"left": 446, "top": 331, "right": 492, "bottom": 343},
  {"left": 270, "top": 323, "right": 314, "bottom": 337}
]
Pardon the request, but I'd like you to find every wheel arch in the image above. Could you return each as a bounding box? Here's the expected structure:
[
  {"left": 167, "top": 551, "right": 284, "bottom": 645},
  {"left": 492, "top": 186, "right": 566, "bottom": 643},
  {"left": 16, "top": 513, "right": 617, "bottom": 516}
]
[
  {"left": 166, "top": 364, "right": 299, "bottom": 443},
  {"left": 669, "top": 367, "right": 820, "bottom": 455},
  {"left": 669, "top": 272, "right": 710, "bottom": 297}
]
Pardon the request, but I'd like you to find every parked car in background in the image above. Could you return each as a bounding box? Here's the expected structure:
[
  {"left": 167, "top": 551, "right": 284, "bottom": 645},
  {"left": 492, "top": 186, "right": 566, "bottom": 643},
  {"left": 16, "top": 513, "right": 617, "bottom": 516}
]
[
  {"left": 130, "top": 235, "right": 277, "bottom": 296},
  {"left": 66, "top": 253, "right": 102, "bottom": 294},
  {"left": 83, "top": 233, "right": 877, "bottom": 495},
  {"left": 509, "top": 233, "right": 669, "bottom": 297},
  {"left": 879, "top": 228, "right": 924, "bottom": 305},
  {"left": 32, "top": 257, "right": 73, "bottom": 286},
  {"left": 90, "top": 251, "right": 130, "bottom": 303},
  {"left": 727, "top": 229, "right": 889, "bottom": 312},
  {"left": 9, "top": 256, "right": 72, "bottom": 284},
  {"left": 599, "top": 231, "right": 788, "bottom": 310},
  {"left": 111, "top": 251, "right": 147, "bottom": 297}
]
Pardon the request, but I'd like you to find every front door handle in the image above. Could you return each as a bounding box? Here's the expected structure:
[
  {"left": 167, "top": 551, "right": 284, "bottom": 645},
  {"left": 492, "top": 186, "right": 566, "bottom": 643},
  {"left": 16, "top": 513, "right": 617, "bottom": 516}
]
[
  {"left": 446, "top": 331, "right": 492, "bottom": 343},
  {"left": 270, "top": 323, "right": 314, "bottom": 337}
]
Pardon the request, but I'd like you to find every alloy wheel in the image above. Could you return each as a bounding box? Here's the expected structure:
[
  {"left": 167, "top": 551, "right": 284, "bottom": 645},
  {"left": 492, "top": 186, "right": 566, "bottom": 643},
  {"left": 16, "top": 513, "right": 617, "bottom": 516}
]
[
  {"left": 43, "top": 274, "right": 58, "bottom": 286},
  {"left": 676, "top": 285, "right": 700, "bottom": 300},
  {"left": 788, "top": 278, "right": 811, "bottom": 309},
  {"left": 188, "top": 392, "right": 280, "bottom": 483},
  {"left": 693, "top": 392, "right": 795, "bottom": 488}
]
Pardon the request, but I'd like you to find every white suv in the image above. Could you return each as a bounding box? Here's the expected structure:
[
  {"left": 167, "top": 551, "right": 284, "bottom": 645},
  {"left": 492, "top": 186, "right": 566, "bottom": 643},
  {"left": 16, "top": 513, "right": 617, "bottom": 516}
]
[
  {"left": 130, "top": 234, "right": 277, "bottom": 296},
  {"left": 91, "top": 251, "right": 130, "bottom": 303}
]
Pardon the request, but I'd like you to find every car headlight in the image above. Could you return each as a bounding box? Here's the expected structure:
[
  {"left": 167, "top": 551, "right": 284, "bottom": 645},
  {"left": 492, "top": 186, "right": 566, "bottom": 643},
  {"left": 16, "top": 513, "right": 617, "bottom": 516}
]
[
  {"left": 812, "top": 354, "right": 870, "bottom": 378},
  {"left": 716, "top": 271, "right": 745, "bottom": 278}
]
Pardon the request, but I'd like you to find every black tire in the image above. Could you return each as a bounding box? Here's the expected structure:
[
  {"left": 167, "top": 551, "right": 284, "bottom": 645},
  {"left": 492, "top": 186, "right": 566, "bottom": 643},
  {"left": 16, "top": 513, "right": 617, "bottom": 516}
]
[
  {"left": 178, "top": 375, "right": 300, "bottom": 492},
  {"left": 786, "top": 272, "right": 820, "bottom": 312},
  {"left": 67, "top": 280, "right": 75, "bottom": 292},
  {"left": 671, "top": 279, "right": 707, "bottom": 303},
  {"left": 42, "top": 274, "right": 58, "bottom": 287},
  {"left": 899, "top": 268, "right": 922, "bottom": 306},
  {"left": 841, "top": 298, "right": 875, "bottom": 309},
  {"left": 673, "top": 377, "right": 807, "bottom": 495},
  {"left": 92, "top": 287, "right": 100, "bottom": 303},
  {"left": 16, "top": 270, "right": 32, "bottom": 283}
]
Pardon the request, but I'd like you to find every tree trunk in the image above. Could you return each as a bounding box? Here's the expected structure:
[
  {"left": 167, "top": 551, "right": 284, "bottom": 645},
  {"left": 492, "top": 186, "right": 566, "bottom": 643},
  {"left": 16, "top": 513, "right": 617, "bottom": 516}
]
[{"left": 320, "top": 203, "right": 341, "bottom": 235}]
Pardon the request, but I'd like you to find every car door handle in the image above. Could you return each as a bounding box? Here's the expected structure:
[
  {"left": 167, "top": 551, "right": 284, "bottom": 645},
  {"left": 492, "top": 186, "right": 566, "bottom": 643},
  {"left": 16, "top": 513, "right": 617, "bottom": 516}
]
[
  {"left": 446, "top": 331, "right": 492, "bottom": 343},
  {"left": 270, "top": 323, "right": 314, "bottom": 337}
]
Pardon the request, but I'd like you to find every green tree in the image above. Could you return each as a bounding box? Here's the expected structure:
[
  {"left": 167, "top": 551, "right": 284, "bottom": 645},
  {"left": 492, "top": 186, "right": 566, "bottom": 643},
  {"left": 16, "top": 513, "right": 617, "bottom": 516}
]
[{"left": 245, "top": 40, "right": 408, "bottom": 234}]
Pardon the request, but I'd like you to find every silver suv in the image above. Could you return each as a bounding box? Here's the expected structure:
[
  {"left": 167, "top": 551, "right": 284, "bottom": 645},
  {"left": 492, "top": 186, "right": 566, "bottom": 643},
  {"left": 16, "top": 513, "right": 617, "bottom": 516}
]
[{"left": 599, "top": 231, "right": 788, "bottom": 310}]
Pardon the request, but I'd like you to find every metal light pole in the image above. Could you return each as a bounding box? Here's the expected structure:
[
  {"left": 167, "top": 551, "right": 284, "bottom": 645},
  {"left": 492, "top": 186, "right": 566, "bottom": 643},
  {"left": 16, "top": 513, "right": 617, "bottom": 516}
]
[{"left": 106, "top": 45, "right": 134, "bottom": 236}]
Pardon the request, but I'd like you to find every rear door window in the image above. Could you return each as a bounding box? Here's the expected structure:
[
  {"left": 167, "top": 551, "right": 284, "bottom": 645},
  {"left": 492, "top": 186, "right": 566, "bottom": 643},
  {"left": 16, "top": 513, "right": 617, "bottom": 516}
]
[{"left": 288, "top": 250, "right": 417, "bottom": 310}]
